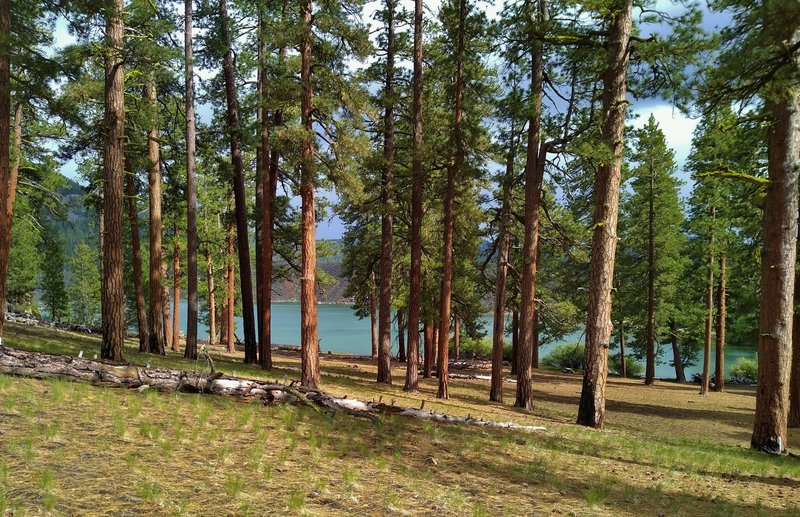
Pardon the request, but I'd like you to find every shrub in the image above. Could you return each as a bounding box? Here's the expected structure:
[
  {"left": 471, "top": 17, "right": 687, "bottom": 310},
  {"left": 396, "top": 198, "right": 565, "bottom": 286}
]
[
  {"left": 608, "top": 354, "right": 644, "bottom": 378},
  {"left": 541, "top": 342, "right": 584, "bottom": 370},
  {"left": 456, "top": 338, "right": 492, "bottom": 359},
  {"left": 730, "top": 357, "right": 758, "bottom": 384}
]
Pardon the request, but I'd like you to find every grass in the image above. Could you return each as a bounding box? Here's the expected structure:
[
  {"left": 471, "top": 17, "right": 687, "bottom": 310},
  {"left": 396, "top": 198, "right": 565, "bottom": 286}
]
[{"left": 0, "top": 321, "right": 799, "bottom": 515}]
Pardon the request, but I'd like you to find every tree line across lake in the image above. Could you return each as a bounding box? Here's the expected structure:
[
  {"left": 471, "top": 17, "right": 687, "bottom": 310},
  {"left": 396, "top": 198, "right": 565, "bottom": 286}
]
[{"left": 0, "top": 0, "right": 797, "bottom": 454}]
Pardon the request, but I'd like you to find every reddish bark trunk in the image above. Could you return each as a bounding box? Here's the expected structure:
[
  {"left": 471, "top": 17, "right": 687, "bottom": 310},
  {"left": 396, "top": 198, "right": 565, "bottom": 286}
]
[
  {"left": 256, "top": 4, "right": 273, "bottom": 370},
  {"left": 219, "top": 0, "right": 257, "bottom": 364},
  {"left": 516, "top": 0, "right": 547, "bottom": 411},
  {"left": 172, "top": 229, "right": 181, "bottom": 354},
  {"left": 670, "top": 319, "right": 685, "bottom": 383},
  {"left": 299, "top": 0, "right": 320, "bottom": 388},
  {"left": 701, "top": 215, "right": 714, "bottom": 396},
  {"left": 619, "top": 319, "right": 626, "bottom": 379},
  {"left": 184, "top": 0, "right": 199, "bottom": 360},
  {"left": 162, "top": 265, "right": 173, "bottom": 352},
  {"left": 511, "top": 310, "right": 519, "bottom": 375},
  {"left": 577, "top": 0, "right": 633, "bottom": 428},
  {"left": 437, "top": 0, "right": 466, "bottom": 400},
  {"left": 490, "top": 187, "right": 511, "bottom": 402},
  {"left": 423, "top": 319, "right": 433, "bottom": 378},
  {"left": 397, "top": 309, "right": 406, "bottom": 362},
  {"left": 146, "top": 81, "right": 165, "bottom": 355},
  {"left": 404, "top": 0, "right": 424, "bottom": 392},
  {"left": 205, "top": 246, "right": 217, "bottom": 346},
  {"left": 377, "top": 0, "right": 397, "bottom": 385},
  {"left": 713, "top": 254, "right": 727, "bottom": 391},
  {"left": 751, "top": 87, "right": 799, "bottom": 454},
  {"left": 226, "top": 217, "right": 236, "bottom": 354},
  {"left": 101, "top": 0, "right": 127, "bottom": 362},
  {"left": 453, "top": 313, "right": 460, "bottom": 360},
  {"left": 0, "top": 102, "right": 21, "bottom": 342},
  {"left": 125, "top": 161, "right": 149, "bottom": 352}
]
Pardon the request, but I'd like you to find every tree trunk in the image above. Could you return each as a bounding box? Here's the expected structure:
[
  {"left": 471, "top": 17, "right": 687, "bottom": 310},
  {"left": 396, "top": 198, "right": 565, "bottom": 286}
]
[
  {"left": 619, "top": 318, "right": 626, "bottom": 379},
  {"left": 432, "top": 321, "right": 439, "bottom": 370},
  {"left": 516, "top": 0, "right": 547, "bottom": 411},
  {"left": 377, "top": 0, "right": 396, "bottom": 385},
  {"left": 453, "top": 313, "right": 460, "bottom": 360},
  {"left": 257, "top": 2, "right": 273, "bottom": 370},
  {"left": 671, "top": 319, "right": 685, "bottom": 383},
  {"left": 205, "top": 246, "right": 217, "bottom": 346},
  {"left": 162, "top": 266, "right": 172, "bottom": 352},
  {"left": 576, "top": 0, "right": 633, "bottom": 428},
  {"left": 146, "top": 81, "right": 165, "bottom": 355},
  {"left": 219, "top": 0, "right": 257, "bottom": 364},
  {"left": 0, "top": 0, "right": 10, "bottom": 344},
  {"left": 511, "top": 310, "right": 519, "bottom": 375},
  {"left": 423, "top": 319, "right": 433, "bottom": 378},
  {"left": 645, "top": 160, "right": 656, "bottom": 385},
  {"left": 0, "top": 101, "right": 21, "bottom": 343},
  {"left": 184, "top": 0, "right": 199, "bottom": 361},
  {"left": 788, "top": 264, "right": 800, "bottom": 428},
  {"left": 532, "top": 307, "right": 539, "bottom": 369},
  {"left": 124, "top": 161, "right": 149, "bottom": 352},
  {"left": 490, "top": 172, "right": 511, "bottom": 403},
  {"left": 701, "top": 214, "right": 714, "bottom": 396},
  {"left": 172, "top": 228, "right": 181, "bottom": 354},
  {"left": 226, "top": 217, "right": 236, "bottom": 354},
  {"left": 751, "top": 87, "right": 799, "bottom": 454},
  {"left": 101, "top": 0, "right": 126, "bottom": 362},
  {"left": 299, "top": 0, "right": 320, "bottom": 389},
  {"left": 397, "top": 308, "right": 406, "bottom": 362},
  {"left": 713, "top": 253, "right": 727, "bottom": 391},
  {"left": 404, "top": 0, "right": 424, "bottom": 392},
  {"left": 437, "top": 0, "right": 466, "bottom": 400},
  {"left": 370, "top": 271, "right": 378, "bottom": 358}
]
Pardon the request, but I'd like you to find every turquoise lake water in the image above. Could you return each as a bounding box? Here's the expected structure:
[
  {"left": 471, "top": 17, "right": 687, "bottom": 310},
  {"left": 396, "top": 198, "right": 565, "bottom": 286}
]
[{"left": 175, "top": 300, "right": 755, "bottom": 381}]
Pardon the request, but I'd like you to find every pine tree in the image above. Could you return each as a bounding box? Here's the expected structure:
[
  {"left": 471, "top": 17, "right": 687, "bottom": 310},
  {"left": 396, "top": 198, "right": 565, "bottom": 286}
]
[{"left": 40, "top": 225, "right": 68, "bottom": 322}]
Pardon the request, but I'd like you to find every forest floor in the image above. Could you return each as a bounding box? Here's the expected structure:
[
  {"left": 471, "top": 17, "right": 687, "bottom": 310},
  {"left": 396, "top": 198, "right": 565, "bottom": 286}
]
[{"left": 0, "top": 321, "right": 799, "bottom": 516}]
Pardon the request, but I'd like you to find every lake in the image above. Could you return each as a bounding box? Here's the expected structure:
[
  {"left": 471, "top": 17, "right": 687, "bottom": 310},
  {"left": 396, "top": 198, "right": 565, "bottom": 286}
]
[{"left": 175, "top": 300, "right": 755, "bottom": 381}]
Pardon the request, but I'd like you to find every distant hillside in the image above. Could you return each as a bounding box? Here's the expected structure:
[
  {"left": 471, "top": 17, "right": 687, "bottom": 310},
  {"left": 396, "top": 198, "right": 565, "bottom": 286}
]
[{"left": 50, "top": 176, "right": 95, "bottom": 253}]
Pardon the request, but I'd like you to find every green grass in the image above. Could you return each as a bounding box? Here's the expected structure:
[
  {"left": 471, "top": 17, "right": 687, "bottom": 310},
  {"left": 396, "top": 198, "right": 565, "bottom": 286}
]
[{"left": 0, "top": 321, "right": 799, "bottom": 515}]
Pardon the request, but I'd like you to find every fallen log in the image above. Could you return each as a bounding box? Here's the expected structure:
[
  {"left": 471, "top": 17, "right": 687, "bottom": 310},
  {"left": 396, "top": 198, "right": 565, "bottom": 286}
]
[
  {"left": 448, "top": 372, "right": 517, "bottom": 383},
  {"left": 0, "top": 346, "right": 545, "bottom": 432}
]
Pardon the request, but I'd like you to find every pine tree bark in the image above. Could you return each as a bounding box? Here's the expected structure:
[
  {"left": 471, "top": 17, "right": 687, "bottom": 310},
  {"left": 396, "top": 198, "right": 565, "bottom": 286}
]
[
  {"left": 516, "top": 0, "right": 547, "bottom": 411},
  {"left": 490, "top": 172, "right": 511, "bottom": 403},
  {"left": 101, "top": 0, "right": 126, "bottom": 362},
  {"left": 124, "top": 161, "right": 149, "bottom": 352},
  {"left": 162, "top": 265, "right": 173, "bottom": 352},
  {"left": 404, "top": 0, "right": 424, "bottom": 392},
  {"left": 370, "top": 271, "right": 378, "bottom": 358},
  {"left": 0, "top": 101, "right": 21, "bottom": 342},
  {"left": 226, "top": 216, "right": 236, "bottom": 354},
  {"left": 712, "top": 253, "right": 727, "bottom": 391},
  {"left": 511, "top": 310, "right": 519, "bottom": 375},
  {"left": 437, "top": 0, "right": 466, "bottom": 400},
  {"left": 645, "top": 161, "right": 656, "bottom": 385},
  {"left": 423, "top": 319, "right": 433, "bottom": 378},
  {"left": 751, "top": 86, "right": 799, "bottom": 454},
  {"left": 184, "top": 0, "right": 199, "bottom": 361},
  {"left": 171, "top": 229, "right": 181, "bottom": 354},
  {"left": 432, "top": 320, "right": 439, "bottom": 369},
  {"left": 576, "top": 0, "right": 633, "bottom": 428},
  {"left": 219, "top": 0, "right": 257, "bottom": 364},
  {"left": 256, "top": 2, "right": 273, "bottom": 370},
  {"left": 701, "top": 216, "right": 714, "bottom": 396},
  {"left": 146, "top": 81, "right": 165, "bottom": 355},
  {"left": 0, "top": 0, "right": 10, "bottom": 344},
  {"left": 377, "top": 0, "right": 397, "bottom": 385},
  {"left": 532, "top": 307, "right": 539, "bottom": 369},
  {"left": 300, "top": 0, "right": 320, "bottom": 388},
  {"left": 670, "top": 319, "right": 685, "bottom": 383},
  {"left": 453, "top": 313, "right": 460, "bottom": 360},
  {"left": 788, "top": 266, "right": 800, "bottom": 428},
  {"left": 205, "top": 245, "right": 217, "bottom": 346}
]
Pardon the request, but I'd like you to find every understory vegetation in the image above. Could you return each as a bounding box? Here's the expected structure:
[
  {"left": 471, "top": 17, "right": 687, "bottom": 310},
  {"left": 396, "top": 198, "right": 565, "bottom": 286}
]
[{"left": 1, "top": 322, "right": 798, "bottom": 515}]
